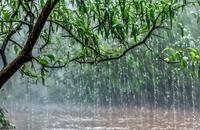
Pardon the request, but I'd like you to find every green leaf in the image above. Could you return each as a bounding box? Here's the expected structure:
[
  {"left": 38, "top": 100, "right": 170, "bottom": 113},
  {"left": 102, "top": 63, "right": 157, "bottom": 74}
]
[
  {"left": 3, "top": 10, "right": 10, "bottom": 20},
  {"left": 40, "top": 0, "right": 44, "bottom": 6},
  {"left": 13, "top": 45, "right": 19, "bottom": 54},
  {"left": 164, "top": 57, "right": 170, "bottom": 62},
  {"left": 47, "top": 54, "right": 55, "bottom": 61},
  {"left": 39, "top": 58, "right": 48, "bottom": 66},
  {"left": 190, "top": 51, "right": 196, "bottom": 61},
  {"left": 197, "top": 16, "right": 200, "bottom": 24},
  {"left": 180, "top": 59, "right": 187, "bottom": 69}
]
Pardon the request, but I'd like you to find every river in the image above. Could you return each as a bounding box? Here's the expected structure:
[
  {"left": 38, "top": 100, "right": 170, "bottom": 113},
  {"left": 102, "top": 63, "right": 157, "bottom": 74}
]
[{"left": 3, "top": 103, "right": 200, "bottom": 130}]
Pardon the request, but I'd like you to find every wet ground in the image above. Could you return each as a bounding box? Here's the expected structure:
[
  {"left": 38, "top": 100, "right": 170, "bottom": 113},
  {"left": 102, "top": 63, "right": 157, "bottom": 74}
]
[{"left": 4, "top": 104, "right": 200, "bottom": 130}]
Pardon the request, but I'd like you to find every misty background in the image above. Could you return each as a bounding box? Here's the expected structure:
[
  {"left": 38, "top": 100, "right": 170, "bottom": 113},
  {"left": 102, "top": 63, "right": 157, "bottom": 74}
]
[{"left": 0, "top": 5, "right": 200, "bottom": 130}]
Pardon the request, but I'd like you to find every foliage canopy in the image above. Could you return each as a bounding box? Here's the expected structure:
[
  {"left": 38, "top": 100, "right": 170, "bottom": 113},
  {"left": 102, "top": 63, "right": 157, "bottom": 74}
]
[{"left": 0, "top": 0, "right": 199, "bottom": 85}]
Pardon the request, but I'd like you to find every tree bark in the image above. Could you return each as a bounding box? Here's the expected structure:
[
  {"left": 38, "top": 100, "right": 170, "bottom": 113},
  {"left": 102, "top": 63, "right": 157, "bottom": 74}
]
[{"left": 0, "top": 0, "right": 59, "bottom": 88}]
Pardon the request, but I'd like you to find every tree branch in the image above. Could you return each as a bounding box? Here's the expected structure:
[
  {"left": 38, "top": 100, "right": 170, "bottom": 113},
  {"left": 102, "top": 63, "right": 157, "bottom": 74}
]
[
  {"left": 74, "top": 6, "right": 167, "bottom": 64},
  {"left": 0, "top": 49, "right": 7, "bottom": 68},
  {"left": 0, "top": 0, "right": 60, "bottom": 88},
  {"left": 40, "top": 21, "right": 52, "bottom": 51}
]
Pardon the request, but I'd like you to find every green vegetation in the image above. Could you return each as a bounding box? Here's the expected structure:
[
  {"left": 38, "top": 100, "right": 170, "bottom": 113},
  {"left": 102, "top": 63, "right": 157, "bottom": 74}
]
[
  {"left": 9, "top": 7, "right": 200, "bottom": 110},
  {"left": 0, "top": 0, "right": 198, "bottom": 86},
  {"left": 45, "top": 6, "right": 200, "bottom": 108},
  {"left": 0, "top": 108, "right": 14, "bottom": 129},
  {"left": 0, "top": 0, "right": 200, "bottom": 127}
]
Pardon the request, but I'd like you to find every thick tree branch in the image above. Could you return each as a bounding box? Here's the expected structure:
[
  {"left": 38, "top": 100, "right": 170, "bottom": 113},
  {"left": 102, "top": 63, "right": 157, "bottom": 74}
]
[{"left": 0, "top": 0, "right": 60, "bottom": 88}]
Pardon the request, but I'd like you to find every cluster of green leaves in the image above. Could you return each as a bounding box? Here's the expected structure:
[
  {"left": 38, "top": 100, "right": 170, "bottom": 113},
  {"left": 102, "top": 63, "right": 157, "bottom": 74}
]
[
  {"left": 0, "top": 109, "right": 14, "bottom": 129},
  {"left": 163, "top": 47, "right": 200, "bottom": 69},
  {"left": 0, "top": 0, "right": 193, "bottom": 81},
  {"left": 39, "top": 4, "right": 200, "bottom": 107},
  {"left": 51, "top": 0, "right": 181, "bottom": 58},
  {"left": 1, "top": 0, "right": 200, "bottom": 101},
  {"left": 161, "top": 6, "right": 200, "bottom": 74}
]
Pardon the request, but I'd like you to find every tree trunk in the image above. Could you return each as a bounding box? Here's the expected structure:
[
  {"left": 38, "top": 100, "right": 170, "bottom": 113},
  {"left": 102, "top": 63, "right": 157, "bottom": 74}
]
[
  {"left": 0, "top": 53, "right": 31, "bottom": 88},
  {"left": 0, "top": 0, "right": 59, "bottom": 88}
]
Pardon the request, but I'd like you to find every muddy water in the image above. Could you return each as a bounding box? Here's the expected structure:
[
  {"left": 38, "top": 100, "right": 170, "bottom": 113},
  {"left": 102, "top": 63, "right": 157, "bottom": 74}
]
[{"left": 5, "top": 104, "right": 200, "bottom": 130}]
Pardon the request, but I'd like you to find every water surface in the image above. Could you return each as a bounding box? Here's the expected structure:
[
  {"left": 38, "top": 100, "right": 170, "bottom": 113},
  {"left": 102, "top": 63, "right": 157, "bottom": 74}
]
[{"left": 5, "top": 104, "right": 200, "bottom": 130}]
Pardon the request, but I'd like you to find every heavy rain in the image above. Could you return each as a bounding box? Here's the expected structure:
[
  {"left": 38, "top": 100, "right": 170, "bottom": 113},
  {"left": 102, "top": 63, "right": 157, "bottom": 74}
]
[{"left": 0, "top": 0, "right": 200, "bottom": 130}]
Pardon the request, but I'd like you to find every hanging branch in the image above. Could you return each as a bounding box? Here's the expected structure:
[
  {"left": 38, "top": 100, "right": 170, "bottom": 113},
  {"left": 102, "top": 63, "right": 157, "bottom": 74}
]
[{"left": 0, "top": 0, "right": 60, "bottom": 88}]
